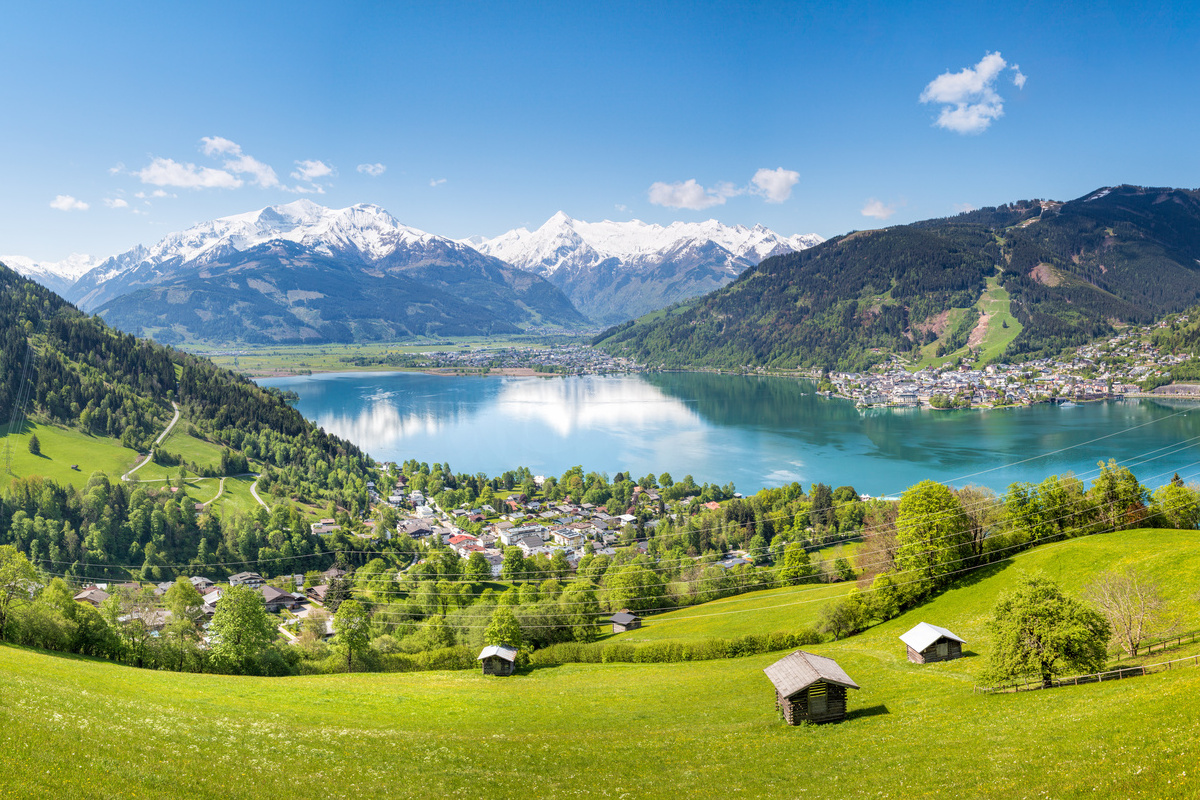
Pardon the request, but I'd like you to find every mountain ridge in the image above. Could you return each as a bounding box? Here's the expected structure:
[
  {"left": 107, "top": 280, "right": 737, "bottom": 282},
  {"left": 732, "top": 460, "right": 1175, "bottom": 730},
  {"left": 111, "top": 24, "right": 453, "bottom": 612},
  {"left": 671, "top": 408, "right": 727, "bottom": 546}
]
[{"left": 466, "top": 212, "right": 823, "bottom": 324}]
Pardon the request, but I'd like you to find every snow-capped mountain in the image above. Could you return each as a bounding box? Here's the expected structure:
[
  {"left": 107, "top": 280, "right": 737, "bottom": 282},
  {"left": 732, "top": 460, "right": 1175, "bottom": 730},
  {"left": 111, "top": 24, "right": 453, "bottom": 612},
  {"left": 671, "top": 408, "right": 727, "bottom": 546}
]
[
  {"left": 68, "top": 199, "right": 464, "bottom": 310},
  {"left": 465, "top": 212, "right": 823, "bottom": 323},
  {"left": 46, "top": 199, "right": 583, "bottom": 344},
  {"left": 1, "top": 253, "right": 100, "bottom": 295}
]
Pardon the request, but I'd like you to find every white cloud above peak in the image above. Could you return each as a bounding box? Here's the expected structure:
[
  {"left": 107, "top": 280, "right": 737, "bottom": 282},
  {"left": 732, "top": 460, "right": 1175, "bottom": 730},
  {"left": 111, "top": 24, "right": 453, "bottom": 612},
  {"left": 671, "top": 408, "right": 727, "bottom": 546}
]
[
  {"left": 750, "top": 167, "right": 800, "bottom": 203},
  {"left": 137, "top": 157, "right": 242, "bottom": 189},
  {"left": 861, "top": 198, "right": 897, "bottom": 220},
  {"left": 919, "top": 51, "right": 1026, "bottom": 134},
  {"left": 648, "top": 179, "right": 735, "bottom": 210},
  {"left": 357, "top": 162, "right": 386, "bottom": 176},
  {"left": 50, "top": 194, "right": 88, "bottom": 211},
  {"left": 292, "top": 159, "right": 334, "bottom": 182},
  {"left": 648, "top": 167, "right": 801, "bottom": 210}
]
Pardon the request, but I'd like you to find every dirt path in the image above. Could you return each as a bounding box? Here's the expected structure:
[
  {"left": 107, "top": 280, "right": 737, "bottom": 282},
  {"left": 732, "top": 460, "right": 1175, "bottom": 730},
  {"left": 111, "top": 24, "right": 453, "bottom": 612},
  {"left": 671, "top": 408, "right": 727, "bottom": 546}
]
[{"left": 121, "top": 401, "right": 180, "bottom": 481}]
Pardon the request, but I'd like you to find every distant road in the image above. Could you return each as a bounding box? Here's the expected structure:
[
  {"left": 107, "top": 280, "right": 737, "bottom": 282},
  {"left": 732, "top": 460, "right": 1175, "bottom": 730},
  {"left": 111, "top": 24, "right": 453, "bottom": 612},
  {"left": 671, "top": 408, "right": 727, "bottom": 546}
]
[
  {"left": 249, "top": 473, "right": 269, "bottom": 509},
  {"left": 121, "top": 401, "right": 180, "bottom": 481}
]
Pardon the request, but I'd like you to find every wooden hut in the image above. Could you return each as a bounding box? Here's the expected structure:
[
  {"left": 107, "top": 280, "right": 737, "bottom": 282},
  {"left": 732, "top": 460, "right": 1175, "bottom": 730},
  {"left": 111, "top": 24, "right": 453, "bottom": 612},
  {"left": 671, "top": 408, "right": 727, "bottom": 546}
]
[
  {"left": 609, "top": 611, "right": 642, "bottom": 633},
  {"left": 763, "top": 650, "right": 860, "bottom": 724},
  {"left": 899, "top": 622, "right": 965, "bottom": 664},
  {"left": 477, "top": 644, "right": 518, "bottom": 676}
]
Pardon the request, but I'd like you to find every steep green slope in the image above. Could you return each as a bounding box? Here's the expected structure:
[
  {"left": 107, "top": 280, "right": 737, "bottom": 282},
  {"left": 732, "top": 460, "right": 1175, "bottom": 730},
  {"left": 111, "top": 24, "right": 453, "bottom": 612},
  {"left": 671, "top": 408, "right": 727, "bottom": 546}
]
[
  {"left": 3, "top": 529, "right": 1199, "bottom": 798},
  {"left": 597, "top": 185, "right": 1200, "bottom": 370},
  {"left": 0, "top": 262, "right": 377, "bottom": 579}
]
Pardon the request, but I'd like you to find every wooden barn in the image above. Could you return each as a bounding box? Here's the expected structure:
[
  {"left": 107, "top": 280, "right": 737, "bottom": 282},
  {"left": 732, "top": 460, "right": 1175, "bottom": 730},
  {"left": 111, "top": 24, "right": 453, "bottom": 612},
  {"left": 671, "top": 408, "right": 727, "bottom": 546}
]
[
  {"left": 899, "top": 622, "right": 965, "bottom": 664},
  {"left": 477, "top": 644, "right": 518, "bottom": 676},
  {"left": 609, "top": 611, "right": 642, "bottom": 633},
  {"left": 763, "top": 650, "right": 860, "bottom": 725}
]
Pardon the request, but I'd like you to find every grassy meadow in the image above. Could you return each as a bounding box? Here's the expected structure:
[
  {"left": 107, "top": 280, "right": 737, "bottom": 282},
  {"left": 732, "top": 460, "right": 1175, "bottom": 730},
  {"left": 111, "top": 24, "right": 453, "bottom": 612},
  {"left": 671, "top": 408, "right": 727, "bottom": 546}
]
[
  {"left": 3, "top": 529, "right": 1200, "bottom": 798},
  {"left": 0, "top": 421, "right": 139, "bottom": 489}
]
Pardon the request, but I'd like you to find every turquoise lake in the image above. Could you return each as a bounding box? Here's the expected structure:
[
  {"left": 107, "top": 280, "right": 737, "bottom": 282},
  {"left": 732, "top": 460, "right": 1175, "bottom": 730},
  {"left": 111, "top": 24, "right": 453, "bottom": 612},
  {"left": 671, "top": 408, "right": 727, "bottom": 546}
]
[{"left": 258, "top": 371, "right": 1200, "bottom": 495}]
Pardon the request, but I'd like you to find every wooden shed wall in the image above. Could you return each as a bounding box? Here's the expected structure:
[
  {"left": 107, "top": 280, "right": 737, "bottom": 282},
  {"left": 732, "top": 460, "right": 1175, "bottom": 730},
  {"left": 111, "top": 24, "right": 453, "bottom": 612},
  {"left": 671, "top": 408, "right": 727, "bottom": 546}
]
[
  {"left": 907, "top": 637, "right": 963, "bottom": 664},
  {"left": 481, "top": 656, "right": 514, "bottom": 676},
  {"left": 779, "top": 681, "right": 848, "bottom": 724}
]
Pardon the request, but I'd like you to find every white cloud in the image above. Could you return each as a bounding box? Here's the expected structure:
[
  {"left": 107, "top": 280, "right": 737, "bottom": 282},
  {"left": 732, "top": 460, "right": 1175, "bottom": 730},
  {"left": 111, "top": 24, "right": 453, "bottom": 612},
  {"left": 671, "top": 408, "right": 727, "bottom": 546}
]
[
  {"left": 357, "top": 162, "right": 386, "bottom": 176},
  {"left": 1012, "top": 65, "right": 1027, "bottom": 89},
  {"left": 292, "top": 159, "right": 334, "bottom": 182},
  {"left": 108, "top": 162, "right": 125, "bottom": 175},
  {"left": 750, "top": 167, "right": 800, "bottom": 203},
  {"left": 861, "top": 198, "right": 897, "bottom": 220},
  {"left": 50, "top": 194, "right": 88, "bottom": 211},
  {"left": 648, "top": 179, "right": 739, "bottom": 210},
  {"left": 137, "top": 157, "right": 242, "bottom": 189},
  {"left": 103, "top": 197, "right": 129, "bottom": 209},
  {"left": 199, "top": 136, "right": 242, "bottom": 157},
  {"left": 615, "top": 203, "right": 630, "bottom": 212},
  {"left": 954, "top": 202, "right": 977, "bottom": 214},
  {"left": 429, "top": 177, "right": 447, "bottom": 187},
  {"left": 919, "top": 51, "right": 1026, "bottom": 134}
]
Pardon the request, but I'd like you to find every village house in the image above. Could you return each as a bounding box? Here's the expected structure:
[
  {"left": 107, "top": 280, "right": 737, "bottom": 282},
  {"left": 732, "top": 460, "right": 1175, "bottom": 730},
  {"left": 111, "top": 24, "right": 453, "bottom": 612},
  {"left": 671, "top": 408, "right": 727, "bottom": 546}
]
[
  {"left": 73, "top": 587, "right": 109, "bottom": 608},
  {"left": 311, "top": 518, "right": 340, "bottom": 535},
  {"left": 228, "top": 571, "right": 265, "bottom": 589},
  {"left": 261, "top": 585, "right": 299, "bottom": 613}
]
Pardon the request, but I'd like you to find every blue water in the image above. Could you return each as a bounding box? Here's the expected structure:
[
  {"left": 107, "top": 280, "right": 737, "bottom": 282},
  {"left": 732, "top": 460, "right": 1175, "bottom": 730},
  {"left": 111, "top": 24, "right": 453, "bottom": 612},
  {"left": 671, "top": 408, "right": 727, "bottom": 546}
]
[{"left": 258, "top": 371, "right": 1200, "bottom": 495}]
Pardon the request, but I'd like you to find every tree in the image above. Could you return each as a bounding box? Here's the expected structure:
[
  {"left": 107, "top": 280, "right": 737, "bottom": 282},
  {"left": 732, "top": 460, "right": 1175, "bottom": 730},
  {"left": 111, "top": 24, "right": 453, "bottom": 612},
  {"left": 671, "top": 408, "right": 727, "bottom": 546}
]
[
  {"left": 325, "top": 575, "right": 351, "bottom": 613},
  {"left": 26, "top": 434, "right": 40, "bottom": 456},
  {"left": 986, "top": 575, "right": 1110, "bottom": 688},
  {"left": 500, "top": 546, "right": 527, "bottom": 582},
  {"left": 485, "top": 605, "right": 523, "bottom": 647},
  {"left": 210, "top": 584, "right": 275, "bottom": 672},
  {"left": 604, "top": 564, "right": 663, "bottom": 612},
  {"left": 1088, "top": 459, "right": 1148, "bottom": 531},
  {"left": 777, "top": 542, "right": 816, "bottom": 585},
  {"left": 818, "top": 593, "right": 865, "bottom": 641},
  {"left": 1149, "top": 481, "right": 1200, "bottom": 530},
  {"left": 332, "top": 599, "right": 371, "bottom": 671},
  {"left": 1084, "top": 567, "right": 1178, "bottom": 657},
  {"left": 894, "top": 480, "right": 972, "bottom": 590},
  {"left": 163, "top": 577, "right": 204, "bottom": 671},
  {"left": 465, "top": 551, "right": 491, "bottom": 583},
  {"left": 810, "top": 483, "right": 834, "bottom": 527},
  {"left": 0, "top": 545, "right": 38, "bottom": 641}
]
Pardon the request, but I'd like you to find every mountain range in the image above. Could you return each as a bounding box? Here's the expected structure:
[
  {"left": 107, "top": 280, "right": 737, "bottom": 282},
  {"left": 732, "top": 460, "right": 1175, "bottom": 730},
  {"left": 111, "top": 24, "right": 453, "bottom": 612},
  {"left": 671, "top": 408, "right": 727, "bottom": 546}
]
[
  {"left": 596, "top": 185, "right": 1200, "bottom": 370},
  {"left": 466, "top": 213, "right": 823, "bottom": 324},
  {"left": 2, "top": 200, "right": 820, "bottom": 341}
]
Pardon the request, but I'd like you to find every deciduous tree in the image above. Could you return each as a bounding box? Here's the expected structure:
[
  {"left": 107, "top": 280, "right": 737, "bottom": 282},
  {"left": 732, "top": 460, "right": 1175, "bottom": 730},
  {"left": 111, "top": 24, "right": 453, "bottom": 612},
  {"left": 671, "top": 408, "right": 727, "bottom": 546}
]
[
  {"left": 210, "top": 584, "right": 275, "bottom": 672},
  {"left": 332, "top": 598, "right": 371, "bottom": 671},
  {"left": 895, "top": 480, "right": 971, "bottom": 590},
  {"left": 986, "top": 575, "right": 1110, "bottom": 687},
  {"left": 1084, "top": 567, "right": 1178, "bottom": 657}
]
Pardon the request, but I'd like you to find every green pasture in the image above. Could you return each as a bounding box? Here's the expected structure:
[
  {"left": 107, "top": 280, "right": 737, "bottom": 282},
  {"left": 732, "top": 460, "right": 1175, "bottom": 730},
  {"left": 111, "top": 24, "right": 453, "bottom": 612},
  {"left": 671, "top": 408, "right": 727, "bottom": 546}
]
[
  {"left": 2, "top": 529, "right": 1200, "bottom": 797},
  {"left": 0, "top": 422, "right": 139, "bottom": 489},
  {"left": 913, "top": 276, "right": 1022, "bottom": 369}
]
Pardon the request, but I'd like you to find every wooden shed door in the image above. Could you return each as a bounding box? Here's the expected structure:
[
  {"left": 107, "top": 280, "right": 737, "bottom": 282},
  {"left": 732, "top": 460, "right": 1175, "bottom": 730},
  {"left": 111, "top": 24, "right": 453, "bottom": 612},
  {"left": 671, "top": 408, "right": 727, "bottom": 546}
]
[
  {"left": 937, "top": 641, "right": 948, "bottom": 657},
  {"left": 808, "top": 685, "right": 827, "bottom": 715}
]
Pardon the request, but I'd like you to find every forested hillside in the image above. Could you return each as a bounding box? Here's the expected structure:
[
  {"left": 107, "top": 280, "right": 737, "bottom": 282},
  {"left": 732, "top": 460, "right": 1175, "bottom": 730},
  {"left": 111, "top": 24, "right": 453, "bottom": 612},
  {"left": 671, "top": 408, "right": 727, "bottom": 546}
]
[
  {"left": 597, "top": 185, "right": 1200, "bottom": 370},
  {"left": 0, "top": 262, "right": 378, "bottom": 578}
]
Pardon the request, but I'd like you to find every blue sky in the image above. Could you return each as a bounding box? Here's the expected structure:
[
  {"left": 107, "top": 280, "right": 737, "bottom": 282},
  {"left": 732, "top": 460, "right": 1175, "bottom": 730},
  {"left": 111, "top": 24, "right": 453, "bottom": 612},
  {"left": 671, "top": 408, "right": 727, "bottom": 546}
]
[{"left": 2, "top": 0, "right": 1198, "bottom": 261}]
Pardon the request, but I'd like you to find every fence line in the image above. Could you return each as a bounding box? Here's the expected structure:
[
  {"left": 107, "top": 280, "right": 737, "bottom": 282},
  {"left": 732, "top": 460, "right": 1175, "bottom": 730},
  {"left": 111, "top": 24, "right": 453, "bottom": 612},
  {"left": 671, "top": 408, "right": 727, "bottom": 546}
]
[
  {"left": 975, "top": 651, "right": 1200, "bottom": 694},
  {"left": 1110, "top": 629, "right": 1200, "bottom": 662}
]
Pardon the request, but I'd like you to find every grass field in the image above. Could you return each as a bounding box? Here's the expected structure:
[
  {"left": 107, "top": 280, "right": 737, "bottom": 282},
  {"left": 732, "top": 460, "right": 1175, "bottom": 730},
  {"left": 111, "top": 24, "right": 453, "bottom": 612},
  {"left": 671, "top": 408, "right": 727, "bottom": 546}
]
[
  {"left": 914, "top": 275, "right": 1022, "bottom": 369},
  {"left": 133, "top": 423, "right": 230, "bottom": 482},
  {"left": 3, "top": 529, "right": 1200, "bottom": 798},
  {"left": 0, "top": 422, "right": 139, "bottom": 489},
  {"left": 192, "top": 334, "right": 590, "bottom": 376}
]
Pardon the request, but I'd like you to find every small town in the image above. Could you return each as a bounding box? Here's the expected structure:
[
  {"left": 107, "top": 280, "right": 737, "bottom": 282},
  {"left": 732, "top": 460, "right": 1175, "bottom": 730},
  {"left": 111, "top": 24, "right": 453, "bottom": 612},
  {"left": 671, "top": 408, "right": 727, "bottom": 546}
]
[{"left": 827, "top": 320, "right": 1195, "bottom": 408}]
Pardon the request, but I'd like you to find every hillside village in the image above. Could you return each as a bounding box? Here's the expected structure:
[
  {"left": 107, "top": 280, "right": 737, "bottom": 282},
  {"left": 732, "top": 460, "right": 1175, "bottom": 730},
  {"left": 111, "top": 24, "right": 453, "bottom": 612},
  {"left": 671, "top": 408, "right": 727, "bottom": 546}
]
[{"left": 828, "top": 320, "right": 1194, "bottom": 409}]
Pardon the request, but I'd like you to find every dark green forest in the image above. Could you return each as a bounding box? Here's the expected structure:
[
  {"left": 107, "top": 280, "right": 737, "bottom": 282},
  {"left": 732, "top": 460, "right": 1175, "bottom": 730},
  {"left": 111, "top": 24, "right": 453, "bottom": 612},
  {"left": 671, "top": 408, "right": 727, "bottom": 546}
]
[{"left": 596, "top": 186, "right": 1200, "bottom": 369}]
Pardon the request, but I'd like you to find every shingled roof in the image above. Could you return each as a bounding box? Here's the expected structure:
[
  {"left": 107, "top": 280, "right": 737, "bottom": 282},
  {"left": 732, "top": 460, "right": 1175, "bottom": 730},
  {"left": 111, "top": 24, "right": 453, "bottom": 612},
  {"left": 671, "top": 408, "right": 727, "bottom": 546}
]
[
  {"left": 477, "top": 644, "right": 518, "bottom": 663},
  {"left": 763, "top": 650, "right": 860, "bottom": 698}
]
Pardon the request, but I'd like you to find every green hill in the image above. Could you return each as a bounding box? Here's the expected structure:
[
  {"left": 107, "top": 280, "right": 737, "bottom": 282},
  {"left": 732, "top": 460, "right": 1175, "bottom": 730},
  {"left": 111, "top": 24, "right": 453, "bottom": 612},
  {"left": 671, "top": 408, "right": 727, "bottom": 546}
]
[
  {"left": 596, "top": 185, "right": 1200, "bottom": 370},
  {"left": 0, "top": 261, "right": 378, "bottom": 581},
  {"left": 3, "top": 529, "right": 1199, "bottom": 798}
]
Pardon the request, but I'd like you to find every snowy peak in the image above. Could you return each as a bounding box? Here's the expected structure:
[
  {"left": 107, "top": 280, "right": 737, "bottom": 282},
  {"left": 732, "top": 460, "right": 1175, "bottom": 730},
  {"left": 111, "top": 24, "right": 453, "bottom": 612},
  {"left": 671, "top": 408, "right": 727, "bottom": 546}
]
[
  {"left": 1, "top": 253, "right": 101, "bottom": 294},
  {"left": 466, "top": 213, "right": 824, "bottom": 276}
]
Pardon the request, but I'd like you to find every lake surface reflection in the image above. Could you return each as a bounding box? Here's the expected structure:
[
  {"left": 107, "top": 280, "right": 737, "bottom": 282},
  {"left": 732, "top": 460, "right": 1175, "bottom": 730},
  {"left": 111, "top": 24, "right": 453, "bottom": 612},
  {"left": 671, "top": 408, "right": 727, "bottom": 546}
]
[{"left": 258, "top": 371, "right": 1200, "bottom": 494}]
